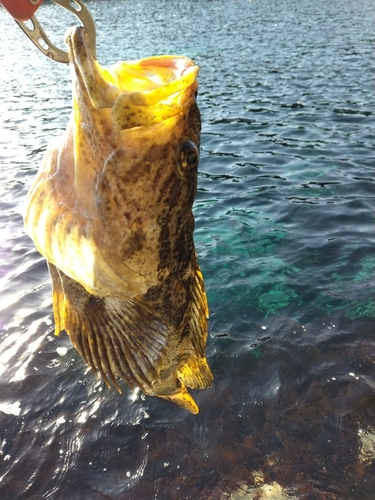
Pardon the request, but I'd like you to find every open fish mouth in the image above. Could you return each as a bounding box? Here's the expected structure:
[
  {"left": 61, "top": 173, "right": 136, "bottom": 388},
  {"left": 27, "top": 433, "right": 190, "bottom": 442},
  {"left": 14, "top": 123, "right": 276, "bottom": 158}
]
[
  {"left": 23, "top": 25, "right": 212, "bottom": 414},
  {"left": 65, "top": 26, "right": 199, "bottom": 130}
]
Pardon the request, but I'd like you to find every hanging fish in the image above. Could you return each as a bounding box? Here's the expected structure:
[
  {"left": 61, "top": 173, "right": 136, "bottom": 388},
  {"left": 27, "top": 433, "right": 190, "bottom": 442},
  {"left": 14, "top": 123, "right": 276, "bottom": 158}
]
[{"left": 22, "top": 25, "right": 213, "bottom": 413}]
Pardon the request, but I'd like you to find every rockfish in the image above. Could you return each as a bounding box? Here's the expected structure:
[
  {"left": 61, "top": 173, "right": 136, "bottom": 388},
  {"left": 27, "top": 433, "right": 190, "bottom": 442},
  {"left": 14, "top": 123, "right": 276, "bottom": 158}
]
[{"left": 23, "top": 26, "right": 212, "bottom": 413}]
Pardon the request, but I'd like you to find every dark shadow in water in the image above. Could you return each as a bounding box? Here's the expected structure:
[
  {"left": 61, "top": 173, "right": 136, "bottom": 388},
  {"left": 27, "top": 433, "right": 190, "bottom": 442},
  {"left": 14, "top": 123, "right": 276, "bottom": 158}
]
[{"left": 1, "top": 313, "right": 374, "bottom": 500}]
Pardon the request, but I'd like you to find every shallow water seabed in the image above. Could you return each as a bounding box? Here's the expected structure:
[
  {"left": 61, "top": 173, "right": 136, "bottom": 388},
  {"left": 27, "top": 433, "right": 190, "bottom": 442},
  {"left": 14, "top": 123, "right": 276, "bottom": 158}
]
[
  {"left": 0, "top": 0, "right": 374, "bottom": 498},
  {"left": 1, "top": 313, "right": 374, "bottom": 499}
]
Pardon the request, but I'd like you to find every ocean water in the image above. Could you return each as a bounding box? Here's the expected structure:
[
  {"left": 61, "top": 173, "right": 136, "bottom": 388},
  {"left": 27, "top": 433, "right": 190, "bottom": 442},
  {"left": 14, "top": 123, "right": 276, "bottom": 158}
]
[{"left": 0, "top": 0, "right": 374, "bottom": 498}]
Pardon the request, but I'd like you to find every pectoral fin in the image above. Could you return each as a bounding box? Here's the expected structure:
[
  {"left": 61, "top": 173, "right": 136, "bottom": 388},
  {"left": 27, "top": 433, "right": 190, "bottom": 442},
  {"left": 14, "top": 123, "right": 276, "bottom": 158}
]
[{"left": 48, "top": 263, "right": 168, "bottom": 392}]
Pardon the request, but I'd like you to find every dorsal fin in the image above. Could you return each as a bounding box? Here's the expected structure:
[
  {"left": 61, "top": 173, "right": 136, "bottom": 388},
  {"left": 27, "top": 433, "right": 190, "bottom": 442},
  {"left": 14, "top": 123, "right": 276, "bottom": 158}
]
[
  {"left": 175, "top": 262, "right": 213, "bottom": 390},
  {"left": 188, "top": 261, "right": 210, "bottom": 358},
  {"left": 177, "top": 356, "right": 213, "bottom": 390}
]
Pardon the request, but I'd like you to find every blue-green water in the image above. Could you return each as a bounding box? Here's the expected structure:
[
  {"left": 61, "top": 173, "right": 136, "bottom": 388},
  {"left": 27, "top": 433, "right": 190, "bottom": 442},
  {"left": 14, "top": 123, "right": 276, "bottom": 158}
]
[{"left": 0, "top": 0, "right": 374, "bottom": 498}]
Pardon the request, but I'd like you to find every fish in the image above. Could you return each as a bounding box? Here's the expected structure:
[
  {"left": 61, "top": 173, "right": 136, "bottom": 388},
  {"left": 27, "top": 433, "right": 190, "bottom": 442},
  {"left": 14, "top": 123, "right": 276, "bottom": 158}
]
[{"left": 23, "top": 26, "right": 213, "bottom": 414}]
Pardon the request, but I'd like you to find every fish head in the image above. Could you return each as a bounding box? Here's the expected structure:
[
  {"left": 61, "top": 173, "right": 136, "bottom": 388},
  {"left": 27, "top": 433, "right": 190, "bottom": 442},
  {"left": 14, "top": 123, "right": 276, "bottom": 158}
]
[{"left": 64, "top": 26, "right": 202, "bottom": 292}]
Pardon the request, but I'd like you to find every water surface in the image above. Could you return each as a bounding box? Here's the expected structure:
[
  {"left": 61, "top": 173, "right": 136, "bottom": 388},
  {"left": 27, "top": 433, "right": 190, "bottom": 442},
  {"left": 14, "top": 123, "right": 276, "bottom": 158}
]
[{"left": 0, "top": 0, "right": 374, "bottom": 498}]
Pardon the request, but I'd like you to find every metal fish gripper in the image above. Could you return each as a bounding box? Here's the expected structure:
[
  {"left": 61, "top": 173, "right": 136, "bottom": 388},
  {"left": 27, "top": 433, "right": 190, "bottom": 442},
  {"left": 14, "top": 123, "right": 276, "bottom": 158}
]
[{"left": 1, "top": 0, "right": 96, "bottom": 62}]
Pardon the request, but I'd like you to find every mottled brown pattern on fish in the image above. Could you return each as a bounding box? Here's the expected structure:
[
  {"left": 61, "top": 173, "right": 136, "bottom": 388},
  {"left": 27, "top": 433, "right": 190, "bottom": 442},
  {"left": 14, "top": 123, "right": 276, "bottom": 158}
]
[{"left": 24, "top": 26, "right": 212, "bottom": 414}]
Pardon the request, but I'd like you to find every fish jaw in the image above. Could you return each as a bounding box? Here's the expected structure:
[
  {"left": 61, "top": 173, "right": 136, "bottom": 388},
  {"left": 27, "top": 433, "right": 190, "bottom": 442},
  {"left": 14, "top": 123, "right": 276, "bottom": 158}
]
[
  {"left": 24, "top": 26, "right": 213, "bottom": 412},
  {"left": 64, "top": 26, "right": 200, "bottom": 128}
]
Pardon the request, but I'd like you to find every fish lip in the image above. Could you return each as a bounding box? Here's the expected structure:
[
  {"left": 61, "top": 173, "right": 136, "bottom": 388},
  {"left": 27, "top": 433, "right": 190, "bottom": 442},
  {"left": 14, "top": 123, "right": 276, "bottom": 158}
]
[
  {"left": 65, "top": 26, "right": 199, "bottom": 129},
  {"left": 65, "top": 26, "right": 115, "bottom": 109}
]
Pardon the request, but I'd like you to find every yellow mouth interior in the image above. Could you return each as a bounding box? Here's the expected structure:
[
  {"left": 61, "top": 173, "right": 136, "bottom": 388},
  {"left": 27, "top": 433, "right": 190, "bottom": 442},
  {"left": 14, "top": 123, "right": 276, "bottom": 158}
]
[
  {"left": 70, "top": 29, "right": 199, "bottom": 130},
  {"left": 107, "top": 59, "right": 199, "bottom": 130}
]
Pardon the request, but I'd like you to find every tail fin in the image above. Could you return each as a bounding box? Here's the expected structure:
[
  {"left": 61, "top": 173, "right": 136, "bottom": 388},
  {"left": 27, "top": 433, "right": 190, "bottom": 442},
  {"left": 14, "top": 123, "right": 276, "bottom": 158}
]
[{"left": 161, "top": 387, "right": 199, "bottom": 414}]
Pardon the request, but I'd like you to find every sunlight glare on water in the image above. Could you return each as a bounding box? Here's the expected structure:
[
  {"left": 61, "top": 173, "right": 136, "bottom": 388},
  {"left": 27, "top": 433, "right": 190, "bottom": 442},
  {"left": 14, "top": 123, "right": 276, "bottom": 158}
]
[{"left": 0, "top": 0, "right": 374, "bottom": 499}]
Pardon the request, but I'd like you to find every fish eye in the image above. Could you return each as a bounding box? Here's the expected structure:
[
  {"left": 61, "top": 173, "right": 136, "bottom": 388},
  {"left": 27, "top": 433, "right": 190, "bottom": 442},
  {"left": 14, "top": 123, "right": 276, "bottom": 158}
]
[{"left": 176, "top": 139, "right": 200, "bottom": 177}]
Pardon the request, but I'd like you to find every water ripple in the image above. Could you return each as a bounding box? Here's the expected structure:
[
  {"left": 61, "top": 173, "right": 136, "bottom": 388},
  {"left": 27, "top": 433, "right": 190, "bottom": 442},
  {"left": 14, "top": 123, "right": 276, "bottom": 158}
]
[{"left": 0, "top": 0, "right": 374, "bottom": 498}]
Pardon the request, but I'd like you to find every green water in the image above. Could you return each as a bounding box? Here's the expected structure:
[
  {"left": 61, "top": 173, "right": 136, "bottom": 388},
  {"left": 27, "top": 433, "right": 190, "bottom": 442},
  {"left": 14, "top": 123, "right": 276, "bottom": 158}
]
[{"left": 0, "top": 0, "right": 374, "bottom": 498}]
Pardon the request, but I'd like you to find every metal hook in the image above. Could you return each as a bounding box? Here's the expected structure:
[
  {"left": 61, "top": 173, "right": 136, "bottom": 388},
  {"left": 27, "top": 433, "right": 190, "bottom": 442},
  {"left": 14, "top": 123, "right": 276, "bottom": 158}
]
[{"left": 15, "top": 0, "right": 96, "bottom": 63}]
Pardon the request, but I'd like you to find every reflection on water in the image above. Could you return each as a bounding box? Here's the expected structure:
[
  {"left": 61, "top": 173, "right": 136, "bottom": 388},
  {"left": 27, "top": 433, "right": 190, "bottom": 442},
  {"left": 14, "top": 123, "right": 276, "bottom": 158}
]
[{"left": 0, "top": 0, "right": 374, "bottom": 498}]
